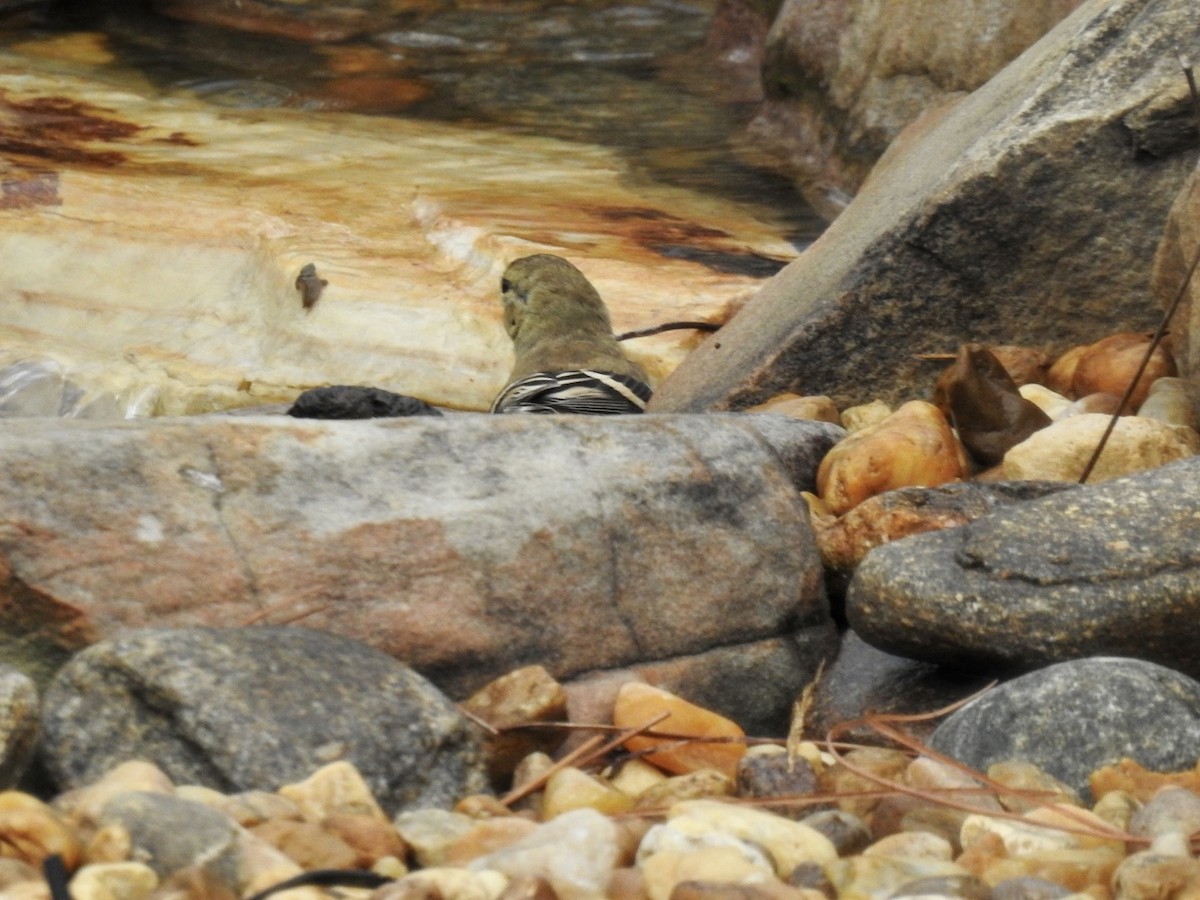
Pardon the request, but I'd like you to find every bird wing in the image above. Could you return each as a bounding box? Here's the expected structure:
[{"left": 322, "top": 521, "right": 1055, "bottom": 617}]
[{"left": 491, "top": 370, "right": 652, "bottom": 415}]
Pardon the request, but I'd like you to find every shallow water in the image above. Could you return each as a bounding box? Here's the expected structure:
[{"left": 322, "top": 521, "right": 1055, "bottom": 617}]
[
  {"left": 2, "top": 0, "right": 822, "bottom": 244},
  {"left": 0, "top": 0, "right": 824, "bottom": 417}
]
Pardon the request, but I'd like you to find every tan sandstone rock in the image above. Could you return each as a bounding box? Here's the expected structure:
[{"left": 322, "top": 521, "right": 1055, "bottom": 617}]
[
  {"left": 816, "top": 400, "right": 967, "bottom": 514},
  {"left": 1001, "top": 413, "right": 1200, "bottom": 482}
]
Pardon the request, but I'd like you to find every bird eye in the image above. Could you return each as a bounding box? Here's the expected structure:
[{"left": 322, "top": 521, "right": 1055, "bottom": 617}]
[{"left": 500, "top": 278, "right": 512, "bottom": 293}]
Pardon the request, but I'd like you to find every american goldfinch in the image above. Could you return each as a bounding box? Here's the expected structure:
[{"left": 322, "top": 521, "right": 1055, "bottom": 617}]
[{"left": 491, "top": 254, "right": 652, "bottom": 415}]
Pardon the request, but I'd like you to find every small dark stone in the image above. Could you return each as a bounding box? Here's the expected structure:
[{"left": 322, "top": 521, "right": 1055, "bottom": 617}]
[
  {"left": 287, "top": 385, "right": 442, "bottom": 419},
  {"left": 786, "top": 861, "right": 836, "bottom": 898},
  {"left": 932, "top": 343, "right": 1051, "bottom": 466},
  {"left": 803, "top": 630, "right": 993, "bottom": 747},
  {"left": 736, "top": 749, "right": 823, "bottom": 819},
  {"left": 295, "top": 262, "right": 328, "bottom": 309},
  {"left": 798, "top": 809, "right": 872, "bottom": 857}
]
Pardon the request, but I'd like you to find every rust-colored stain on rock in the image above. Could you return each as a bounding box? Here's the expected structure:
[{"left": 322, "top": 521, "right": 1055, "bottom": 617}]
[
  {"left": 0, "top": 90, "right": 144, "bottom": 167},
  {"left": 156, "top": 131, "right": 200, "bottom": 147},
  {"left": 594, "top": 205, "right": 731, "bottom": 240}
]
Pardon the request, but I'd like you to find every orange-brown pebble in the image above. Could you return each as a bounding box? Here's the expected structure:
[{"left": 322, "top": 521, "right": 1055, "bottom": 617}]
[
  {"left": 955, "top": 830, "right": 1007, "bottom": 878},
  {"left": 321, "top": 812, "right": 408, "bottom": 867},
  {"left": 541, "top": 766, "right": 635, "bottom": 819},
  {"left": 249, "top": 818, "right": 360, "bottom": 870},
  {"left": 317, "top": 42, "right": 408, "bottom": 75},
  {"left": 443, "top": 816, "right": 539, "bottom": 864},
  {"left": 0, "top": 791, "right": 83, "bottom": 870},
  {"left": 1069, "top": 332, "right": 1177, "bottom": 410},
  {"left": 1065, "top": 391, "right": 1124, "bottom": 416},
  {"left": 614, "top": 683, "right": 747, "bottom": 779},
  {"left": 986, "top": 345, "right": 1052, "bottom": 386},
  {"left": 607, "top": 866, "right": 650, "bottom": 900},
  {"left": 817, "top": 748, "right": 911, "bottom": 822},
  {"left": 816, "top": 400, "right": 968, "bottom": 515},
  {"left": 1090, "top": 757, "right": 1200, "bottom": 803},
  {"left": 977, "top": 846, "right": 1123, "bottom": 893},
  {"left": 1046, "top": 343, "right": 1090, "bottom": 396}
]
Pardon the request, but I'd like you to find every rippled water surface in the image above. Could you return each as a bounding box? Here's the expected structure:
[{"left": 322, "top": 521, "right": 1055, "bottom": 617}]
[{"left": 2, "top": 0, "right": 823, "bottom": 246}]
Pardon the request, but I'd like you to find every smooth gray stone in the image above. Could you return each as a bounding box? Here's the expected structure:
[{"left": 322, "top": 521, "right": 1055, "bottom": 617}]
[
  {"left": 928, "top": 657, "right": 1200, "bottom": 801},
  {"left": 100, "top": 792, "right": 240, "bottom": 885},
  {"left": 847, "top": 456, "right": 1200, "bottom": 677},
  {"left": 41, "top": 626, "right": 488, "bottom": 814}
]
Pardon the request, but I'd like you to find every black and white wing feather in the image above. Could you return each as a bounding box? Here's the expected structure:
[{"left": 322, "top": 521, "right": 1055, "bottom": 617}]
[{"left": 491, "top": 370, "right": 652, "bottom": 415}]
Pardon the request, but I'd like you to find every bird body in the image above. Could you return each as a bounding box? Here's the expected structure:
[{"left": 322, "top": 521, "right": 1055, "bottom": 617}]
[{"left": 492, "top": 254, "right": 652, "bottom": 415}]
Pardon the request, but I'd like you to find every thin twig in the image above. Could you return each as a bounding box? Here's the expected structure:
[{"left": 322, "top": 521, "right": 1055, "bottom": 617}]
[
  {"left": 1078, "top": 62, "right": 1200, "bottom": 484},
  {"left": 499, "top": 733, "right": 608, "bottom": 807},
  {"left": 617, "top": 321, "right": 721, "bottom": 341},
  {"left": 456, "top": 705, "right": 500, "bottom": 736},
  {"left": 821, "top": 701, "right": 1145, "bottom": 846},
  {"left": 242, "top": 602, "right": 331, "bottom": 627},
  {"left": 498, "top": 712, "right": 670, "bottom": 807}
]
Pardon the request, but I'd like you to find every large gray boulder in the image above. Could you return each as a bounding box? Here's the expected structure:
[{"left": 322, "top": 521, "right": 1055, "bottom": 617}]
[
  {"left": 0, "top": 413, "right": 838, "bottom": 728},
  {"left": 651, "top": 0, "right": 1200, "bottom": 412},
  {"left": 846, "top": 456, "right": 1200, "bottom": 678}
]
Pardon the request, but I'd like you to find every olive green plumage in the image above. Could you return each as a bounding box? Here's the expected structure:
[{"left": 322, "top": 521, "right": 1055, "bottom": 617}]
[{"left": 492, "top": 254, "right": 652, "bottom": 415}]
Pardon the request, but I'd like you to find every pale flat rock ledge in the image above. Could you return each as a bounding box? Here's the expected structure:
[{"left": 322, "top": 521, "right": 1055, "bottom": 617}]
[
  {"left": 847, "top": 456, "right": 1200, "bottom": 679},
  {"left": 0, "top": 413, "right": 841, "bottom": 727},
  {"left": 0, "top": 52, "right": 796, "bottom": 415}
]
